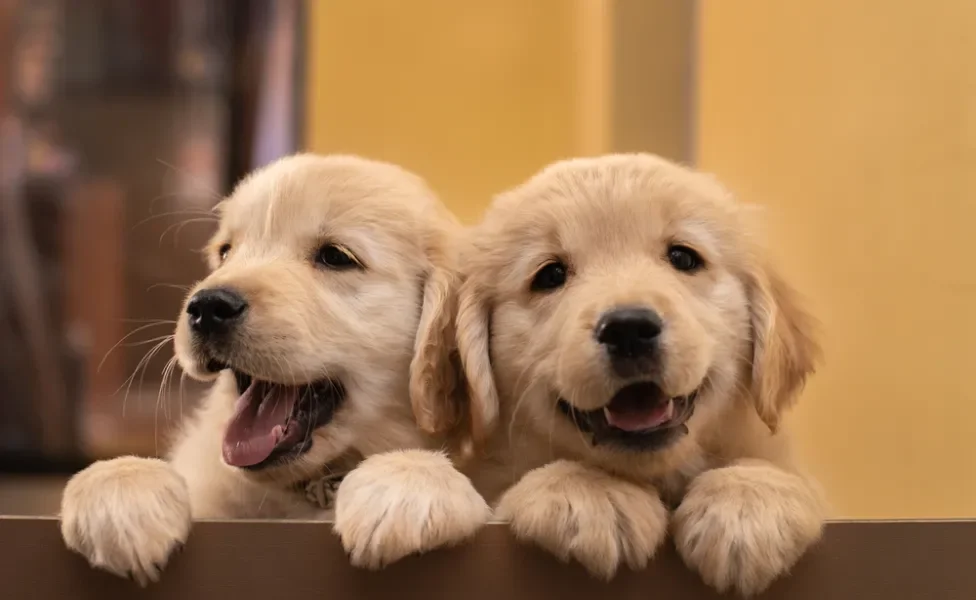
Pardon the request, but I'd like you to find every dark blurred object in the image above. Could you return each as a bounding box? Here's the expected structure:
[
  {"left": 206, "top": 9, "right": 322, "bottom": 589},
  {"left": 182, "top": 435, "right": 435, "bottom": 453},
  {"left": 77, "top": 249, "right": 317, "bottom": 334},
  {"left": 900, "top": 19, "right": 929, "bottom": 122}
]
[
  {"left": 0, "top": 0, "right": 304, "bottom": 473},
  {"left": 0, "top": 0, "right": 78, "bottom": 467}
]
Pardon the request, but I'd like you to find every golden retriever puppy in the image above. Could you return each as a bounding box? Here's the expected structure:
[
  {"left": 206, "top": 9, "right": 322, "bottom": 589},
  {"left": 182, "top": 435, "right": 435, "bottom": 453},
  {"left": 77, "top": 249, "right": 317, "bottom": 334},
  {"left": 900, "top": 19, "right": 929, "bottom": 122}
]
[
  {"left": 457, "top": 154, "right": 825, "bottom": 596},
  {"left": 60, "top": 154, "right": 489, "bottom": 585}
]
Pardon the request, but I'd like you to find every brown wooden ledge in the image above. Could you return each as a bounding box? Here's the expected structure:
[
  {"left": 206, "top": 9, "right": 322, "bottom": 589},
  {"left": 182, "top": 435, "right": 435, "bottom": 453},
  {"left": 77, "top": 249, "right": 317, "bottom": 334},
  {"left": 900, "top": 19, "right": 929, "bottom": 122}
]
[{"left": 2, "top": 517, "right": 974, "bottom": 599}]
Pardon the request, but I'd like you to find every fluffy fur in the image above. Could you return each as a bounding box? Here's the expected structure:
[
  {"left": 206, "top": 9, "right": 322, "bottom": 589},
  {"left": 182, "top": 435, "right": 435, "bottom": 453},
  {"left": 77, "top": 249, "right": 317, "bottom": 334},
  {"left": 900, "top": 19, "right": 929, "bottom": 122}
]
[
  {"left": 60, "top": 154, "right": 489, "bottom": 584},
  {"left": 455, "top": 154, "right": 826, "bottom": 596}
]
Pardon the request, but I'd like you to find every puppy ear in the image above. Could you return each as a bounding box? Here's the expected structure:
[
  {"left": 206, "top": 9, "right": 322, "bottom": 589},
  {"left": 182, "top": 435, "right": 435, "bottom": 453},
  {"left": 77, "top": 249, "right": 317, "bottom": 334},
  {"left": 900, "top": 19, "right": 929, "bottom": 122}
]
[
  {"left": 748, "top": 261, "right": 821, "bottom": 432},
  {"left": 456, "top": 277, "right": 499, "bottom": 447},
  {"left": 409, "top": 264, "right": 460, "bottom": 436}
]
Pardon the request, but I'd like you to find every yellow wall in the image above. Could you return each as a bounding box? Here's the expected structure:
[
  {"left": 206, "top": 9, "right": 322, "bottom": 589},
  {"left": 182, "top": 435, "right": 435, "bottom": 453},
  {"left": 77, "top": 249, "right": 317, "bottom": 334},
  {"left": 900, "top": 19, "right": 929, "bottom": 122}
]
[
  {"left": 306, "top": 1, "right": 976, "bottom": 518},
  {"left": 697, "top": 1, "right": 976, "bottom": 518},
  {"left": 305, "top": 0, "right": 609, "bottom": 224}
]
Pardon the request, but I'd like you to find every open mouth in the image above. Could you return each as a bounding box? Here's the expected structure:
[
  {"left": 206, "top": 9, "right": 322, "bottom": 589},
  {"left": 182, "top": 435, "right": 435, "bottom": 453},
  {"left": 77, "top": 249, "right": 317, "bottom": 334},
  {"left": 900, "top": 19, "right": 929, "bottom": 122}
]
[
  {"left": 220, "top": 369, "right": 345, "bottom": 470},
  {"left": 557, "top": 381, "right": 698, "bottom": 451}
]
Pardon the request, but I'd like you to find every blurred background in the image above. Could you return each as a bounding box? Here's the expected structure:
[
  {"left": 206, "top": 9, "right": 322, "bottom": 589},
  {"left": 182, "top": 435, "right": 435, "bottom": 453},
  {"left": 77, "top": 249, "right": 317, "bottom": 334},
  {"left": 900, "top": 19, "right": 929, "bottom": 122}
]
[{"left": 0, "top": 0, "right": 973, "bottom": 520}]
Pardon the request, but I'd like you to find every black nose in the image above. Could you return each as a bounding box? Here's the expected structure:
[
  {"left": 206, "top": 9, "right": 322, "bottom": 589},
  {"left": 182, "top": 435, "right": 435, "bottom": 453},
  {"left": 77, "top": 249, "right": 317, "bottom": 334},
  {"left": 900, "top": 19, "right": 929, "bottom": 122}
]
[
  {"left": 595, "top": 307, "right": 663, "bottom": 360},
  {"left": 186, "top": 288, "right": 247, "bottom": 336}
]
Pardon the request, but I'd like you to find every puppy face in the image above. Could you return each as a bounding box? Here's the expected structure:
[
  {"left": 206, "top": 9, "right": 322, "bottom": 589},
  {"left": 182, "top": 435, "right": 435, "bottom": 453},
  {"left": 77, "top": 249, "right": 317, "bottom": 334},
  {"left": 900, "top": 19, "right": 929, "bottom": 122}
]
[
  {"left": 174, "top": 154, "right": 460, "bottom": 483},
  {"left": 457, "top": 154, "right": 819, "bottom": 468}
]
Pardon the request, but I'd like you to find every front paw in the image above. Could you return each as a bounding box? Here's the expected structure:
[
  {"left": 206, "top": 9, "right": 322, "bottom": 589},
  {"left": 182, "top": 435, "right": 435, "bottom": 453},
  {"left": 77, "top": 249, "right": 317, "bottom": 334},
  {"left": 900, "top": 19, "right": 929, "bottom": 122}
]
[
  {"left": 672, "top": 462, "right": 825, "bottom": 596},
  {"left": 60, "top": 457, "right": 192, "bottom": 586},
  {"left": 333, "top": 450, "right": 491, "bottom": 569},
  {"left": 495, "top": 460, "right": 668, "bottom": 579}
]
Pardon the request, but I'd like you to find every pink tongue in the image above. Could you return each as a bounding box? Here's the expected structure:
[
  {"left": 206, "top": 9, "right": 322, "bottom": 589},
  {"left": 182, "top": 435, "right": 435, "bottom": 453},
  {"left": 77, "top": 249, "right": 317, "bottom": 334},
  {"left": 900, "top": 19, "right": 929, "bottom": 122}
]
[
  {"left": 604, "top": 399, "right": 674, "bottom": 432},
  {"left": 222, "top": 380, "right": 299, "bottom": 467}
]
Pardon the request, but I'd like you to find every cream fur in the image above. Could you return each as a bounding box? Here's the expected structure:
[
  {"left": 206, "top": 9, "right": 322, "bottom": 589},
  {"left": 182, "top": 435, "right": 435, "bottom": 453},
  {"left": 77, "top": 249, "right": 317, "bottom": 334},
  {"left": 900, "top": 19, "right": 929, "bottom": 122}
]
[
  {"left": 60, "top": 154, "right": 489, "bottom": 584},
  {"left": 335, "top": 450, "right": 490, "bottom": 569},
  {"left": 454, "top": 154, "right": 826, "bottom": 596}
]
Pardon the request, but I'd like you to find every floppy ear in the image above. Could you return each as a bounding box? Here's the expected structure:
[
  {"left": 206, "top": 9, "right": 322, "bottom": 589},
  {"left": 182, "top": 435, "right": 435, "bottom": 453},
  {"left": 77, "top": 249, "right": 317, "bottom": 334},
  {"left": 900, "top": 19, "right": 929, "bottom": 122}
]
[
  {"left": 456, "top": 277, "right": 499, "bottom": 446},
  {"left": 409, "top": 263, "right": 461, "bottom": 436},
  {"left": 748, "top": 261, "right": 822, "bottom": 432}
]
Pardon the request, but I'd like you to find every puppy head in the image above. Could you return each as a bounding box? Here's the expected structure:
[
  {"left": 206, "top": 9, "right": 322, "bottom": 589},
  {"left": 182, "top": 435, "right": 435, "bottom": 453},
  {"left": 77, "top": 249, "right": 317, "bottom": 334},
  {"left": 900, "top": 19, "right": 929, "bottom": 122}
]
[
  {"left": 174, "top": 154, "right": 460, "bottom": 483},
  {"left": 458, "top": 154, "right": 819, "bottom": 461}
]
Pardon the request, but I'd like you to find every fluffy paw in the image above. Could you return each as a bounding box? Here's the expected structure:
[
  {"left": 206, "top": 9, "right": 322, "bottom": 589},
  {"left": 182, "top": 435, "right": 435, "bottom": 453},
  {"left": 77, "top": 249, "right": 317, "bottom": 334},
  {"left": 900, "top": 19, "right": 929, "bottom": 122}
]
[
  {"left": 672, "top": 461, "right": 825, "bottom": 596},
  {"left": 495, "top": 460, "right": 668, "bottom": 579},
  {"left": 60, "top": 457, "right": 192, "bottom": 586},
  {"left": 333, "top": 450, "right": 491, "bottom": 569}
]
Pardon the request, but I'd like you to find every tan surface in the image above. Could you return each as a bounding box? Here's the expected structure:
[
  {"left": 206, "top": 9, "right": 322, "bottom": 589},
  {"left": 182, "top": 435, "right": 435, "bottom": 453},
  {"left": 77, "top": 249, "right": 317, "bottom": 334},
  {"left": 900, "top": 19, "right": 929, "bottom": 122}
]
[
  {"left": 0, "top": 477, "right": 64, "bottom": 516},
  {"left": 697, "top": 1, "right": 976, "bottom": 517},
  {"left": 5, "top": 517, "right": 976, "bottom": 599}
]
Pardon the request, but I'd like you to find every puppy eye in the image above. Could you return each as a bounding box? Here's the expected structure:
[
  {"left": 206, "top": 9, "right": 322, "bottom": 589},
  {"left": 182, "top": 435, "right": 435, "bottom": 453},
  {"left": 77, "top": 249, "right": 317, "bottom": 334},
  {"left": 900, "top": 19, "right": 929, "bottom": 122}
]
[
  {"left": 667, "top": 244, "right": 704, "bottom": 273},
  {"left": 316, "top": 244, "right": 361, "bottom": 270},
  {"left": 218, "top": 243, "right": 231, "bottom": 262},
  {"left": 531, "top": 261, "right": 568, "bottom": 292}
]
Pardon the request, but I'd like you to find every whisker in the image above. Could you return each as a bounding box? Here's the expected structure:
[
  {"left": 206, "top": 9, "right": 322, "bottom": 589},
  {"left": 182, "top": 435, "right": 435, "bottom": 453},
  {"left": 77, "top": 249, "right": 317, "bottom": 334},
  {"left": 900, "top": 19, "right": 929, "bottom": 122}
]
[
  {"left": 117, "top": 334, "right": 178, "bottom": 349},
  {"left": 164, "top": 354, "right": 182, "bottom": 420},
  {"left": 115, "top": 318, "right": 179, "bottom": 324},
  {"left": 138, "top": 341, "right": 170, "bottom": 412},
  {"left": 178, "top": 369, "right": 189, "bottom": 422},
  {"left": 131, "top": 209, "right": 218, "bottom": 230},
  {"left": 99, "top": 323, "right": 177, "bottom": 373},
  {"left": 155, "top": 158, "right": 223, "bottom": 201},
  {"left": 547, "top": 388, "right": 559, "bottom": 461},
  {"left": 256, "top": 490, "right": 270, "bottom": 515},
  {"left": 146, "top": 283, "right": 193, "bottom": 294},
  {"left": 117, "top": 336, "right": 173, "bottom": 418},
  {"left": 159, "top": 217, "right": 219, "bottom": 247},
  {"left": 110, "top": 336, "right": 173, "bottom": 396},
  {"left": 145, "top": 193, "right": 218, "bottom": 215},
  {"left": 155, "top": 355, "right": 179, "bottom": 453}
]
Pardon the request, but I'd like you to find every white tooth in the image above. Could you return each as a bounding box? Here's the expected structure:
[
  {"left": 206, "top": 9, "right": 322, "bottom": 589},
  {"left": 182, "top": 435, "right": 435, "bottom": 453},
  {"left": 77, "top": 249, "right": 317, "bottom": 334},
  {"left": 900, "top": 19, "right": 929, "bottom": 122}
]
[{"left": 603, "top": 407, "right": 612, "bottom": 421}]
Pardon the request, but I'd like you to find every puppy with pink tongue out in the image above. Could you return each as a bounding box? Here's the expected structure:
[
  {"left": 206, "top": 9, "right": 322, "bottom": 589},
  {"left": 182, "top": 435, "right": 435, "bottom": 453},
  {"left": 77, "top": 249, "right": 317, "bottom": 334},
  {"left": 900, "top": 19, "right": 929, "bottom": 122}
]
[{"left": 59, "top": 155, "right": 490, "bottom": 585}]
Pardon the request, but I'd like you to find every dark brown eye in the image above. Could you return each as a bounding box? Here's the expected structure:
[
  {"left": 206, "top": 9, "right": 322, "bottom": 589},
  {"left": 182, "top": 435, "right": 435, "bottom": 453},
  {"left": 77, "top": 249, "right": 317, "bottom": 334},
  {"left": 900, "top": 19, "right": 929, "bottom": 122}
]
[
  {"left": 667, "top": 244, "right": 704, "bottom": 273},
  {"left": 218, "top": 243, "right": 231, "bottom": 262},
  {"left": 531, "top": 261, "right": 568, "bottom": 292},
  {"left": 316, "top": 244, "right": 360, "bottom": 270}
]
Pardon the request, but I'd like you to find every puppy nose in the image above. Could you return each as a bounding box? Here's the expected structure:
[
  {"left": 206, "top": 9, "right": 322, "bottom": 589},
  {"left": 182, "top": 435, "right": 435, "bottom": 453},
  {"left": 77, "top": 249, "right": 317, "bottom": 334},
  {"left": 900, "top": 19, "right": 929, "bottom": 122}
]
[
  {"left": 186, "top": 288, "right": 247, "bottom": 336},
  {"left": 595, "top": 307, "right": 663, "bottom": 360}
]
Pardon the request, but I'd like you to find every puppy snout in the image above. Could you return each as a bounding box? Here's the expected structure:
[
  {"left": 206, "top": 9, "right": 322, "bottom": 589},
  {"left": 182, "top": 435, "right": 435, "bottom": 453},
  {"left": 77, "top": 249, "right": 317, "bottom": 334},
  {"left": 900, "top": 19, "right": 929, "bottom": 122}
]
[
  {"left": 595, "top": 307, "right": 662, "bottom": 374},
  {"left": 186, "top": 288, "right": 248, "bottom": 337}
]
